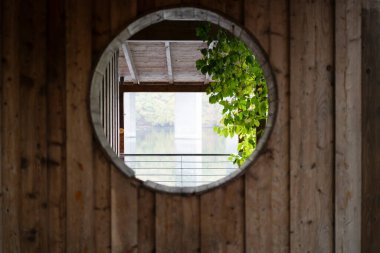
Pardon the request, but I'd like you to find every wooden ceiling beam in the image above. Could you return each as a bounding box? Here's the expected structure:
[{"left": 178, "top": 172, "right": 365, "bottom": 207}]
[
  {"left": 120, "top": 82, "right": 208, "bottom": 93},
  {"left": 121, "top": 42, "right": 139, "bottom": 84},
  {"left": 165, "top": 41, "right": 174, "bottom": 84}
]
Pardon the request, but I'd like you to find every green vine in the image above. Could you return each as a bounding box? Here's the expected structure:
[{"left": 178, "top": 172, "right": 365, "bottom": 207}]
[{"left": 195, "top": 23, "right": 268, "bottom": 166}]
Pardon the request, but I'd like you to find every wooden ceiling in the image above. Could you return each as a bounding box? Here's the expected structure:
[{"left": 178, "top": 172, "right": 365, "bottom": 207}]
[{"left": 118, "top": 40, "right": 210, "bottom": 85}]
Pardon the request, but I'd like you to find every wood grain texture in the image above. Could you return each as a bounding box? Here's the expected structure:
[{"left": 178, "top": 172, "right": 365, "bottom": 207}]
[
  {"left": 290, "top": 0, "right": 334, "bottom": 252},
  {"left": 244, "top": 1, "right": 289, "bottom": 252},
  {"left": 335, "top": 0, "right": 362, "bottom": 252},
  {"left": 138, "top": 188, "right": 156, "bottom": 253},
  {"left": 94, "top": 152, "right": 111, "bottom": 253},
  {"left": 200, "top": 179, "right": 245, "bottom": 253},
  {"left": 0, "top": 2, "right": 3, "bottom": 250},
  {"left": 19, "top": 0, "right": 48, "bottom": 251},
  {"left": 155, "top": 195, "right": 184, "bottom": 253},
  {"left": 362, "top": 1, "right": 380, "bottom": 252},
  {"left": 1, "top": 0, "right": 21, "bottom": 252},
  {"left": 156, "top": 194, "right": 200, "bottom": 253},
  {"left": 111, "top": 169, "right": 138, "bottom": 253},
  {"left": 66, "top": 0, "right": 94, "bottom": 251},
  {"left": 93, "top": 1, "right": 112, "bottom": 252},
  {"left": 47, "top": 1, "right": 67, "bottom": 252}
]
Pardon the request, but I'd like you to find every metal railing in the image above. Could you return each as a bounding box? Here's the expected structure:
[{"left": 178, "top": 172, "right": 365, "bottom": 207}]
[{"left": 120, "top": 153, "right": 238, "bottom": 187}]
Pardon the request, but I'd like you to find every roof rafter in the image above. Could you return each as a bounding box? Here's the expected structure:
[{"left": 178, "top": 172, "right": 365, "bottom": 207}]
[
  {"left": 165, "top": 41, "right": 174, "bottom": 84},
  {"left": 122, "top": 42, "right": 139, "bottom": 84}
]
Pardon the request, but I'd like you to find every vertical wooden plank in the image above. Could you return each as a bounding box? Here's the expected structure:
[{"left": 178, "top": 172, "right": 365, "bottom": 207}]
[
  {"left": 244, "top": 0, "right": 290, "bottom": 252},
  {"left": 335, "top": 0, "right": 362, "bottom": 252},
  {"left": 93, "top": 1, "right": 112, "bottom": 252},
  {"left": 137, "top": 1, "right": 155, "bottom": 15},
  {"left": 199, "top": 0, "right": 226, "bottom": 15},
  {"left": 137, "top": 189, "right": 156, "bottom": 253},
  {"left": 110, "top": 2, "right": 139, "bottom": 253},
  {"left": 362, "top": 1, "right": 380, "bottom": 252},
  {"left": 156, "top": 194, "right": 200, "bottom": 253},
  {"left": 156, "top": 195, "right": 184, "bottom": 253},
  {"left": 1, "top": 0, "right": 21, "bottom": 252},
  {"left": 0, "top": 1, "right": 3, "bottom": 249},
  {"left": 66, "top": 0, "right": 94, "bottom": 251},
  {"left": 94, "top": 151, "right": 111, "bottom": 253},
  {"left": 181, "top": 196, "right": 200, "bottom": 253},
  {"left": 110, "top": 0, "right": 137, "bottom": 37},
  {"left": 155, "top": 0, "right": 182, "bottom": 8},
  {"left": 290, "top": 0, "right": 334, "bottom": 252},
  {"left": 19, "top": 0, "right": 48, "bottom": 251},
  {"left": 200, "top": 179, "right": 244, "bottom": 253},
  {"left": 244, "top": 0, "right": 270, "bottom": 51},
  {"left": 47, "top": 0, "right": 67, "bottom": 252},
  {"left": 111, "top": 170, "right": 138, "bottom": 253}
]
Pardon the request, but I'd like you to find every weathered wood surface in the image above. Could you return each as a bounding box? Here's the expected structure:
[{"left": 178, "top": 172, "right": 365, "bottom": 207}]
[
  {"left": 0, "top": 0, "right": 377, "bottom": 252},
  {"left": 47, "top": 0, "right": 67, "bottom": 252},
  {"left": 335, "top": 0, "right": 362, "bottom": 252},
  {"left": 66, "top": 0, "right": 94, "bottom": 252},
  {"left": 290, "top": 0, "right": 334, "bottom": 252},
  {"left": 1, "top": 0, "right": 21, "bottom": 252},
  {"left": 362, "top": 1, "right": 380, "bottom": 252},
  {"left": 20, "top": 0, "right": 48, "bottom": 251},
  {"left": 244, "top": 0, "right": 289, "bottom": 252},
  {"left": 138, "top": 189, "right": 156, "bottom": 253}
]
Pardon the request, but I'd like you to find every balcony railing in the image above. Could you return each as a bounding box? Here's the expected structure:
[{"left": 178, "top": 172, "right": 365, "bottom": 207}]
[{"left": 120, "top": 153, "right": 238, "bottom": 187}]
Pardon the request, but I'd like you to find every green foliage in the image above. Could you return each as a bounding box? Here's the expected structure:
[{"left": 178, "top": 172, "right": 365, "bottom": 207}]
[{"left": 196, "top": 23, "right": 268, "bottom": 166}]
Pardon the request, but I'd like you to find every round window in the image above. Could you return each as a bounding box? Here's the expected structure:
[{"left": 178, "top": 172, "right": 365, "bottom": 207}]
[{"left": 90, "top": 7, "right": 277, "bottom": 194}]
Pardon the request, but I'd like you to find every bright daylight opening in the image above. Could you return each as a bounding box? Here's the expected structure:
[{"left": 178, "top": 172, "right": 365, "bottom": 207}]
[
  {"left": 121, "top": 92, "right": 238, "bottom": 187},
  {"left": 117, "top": 20, "right": 269, "bottom": 188}
]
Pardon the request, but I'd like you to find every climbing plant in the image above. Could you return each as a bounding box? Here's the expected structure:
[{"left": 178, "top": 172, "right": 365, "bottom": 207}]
[{"left": 196, "top": 22, "right": 268, "bottom": 166}]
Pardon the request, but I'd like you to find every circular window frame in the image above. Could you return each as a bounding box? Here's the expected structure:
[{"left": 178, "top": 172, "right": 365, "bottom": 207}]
[{"left": 90, "top": 7, "right": 277, "bottom": 194}]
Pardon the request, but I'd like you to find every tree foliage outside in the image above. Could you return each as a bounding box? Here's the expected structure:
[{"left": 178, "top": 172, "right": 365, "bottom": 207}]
[
  {"left": 135, "top": 93, "right": 175, "bottom": 127},
  {"left": 196, "top": 23, "right": 268, "bottom": 166}
]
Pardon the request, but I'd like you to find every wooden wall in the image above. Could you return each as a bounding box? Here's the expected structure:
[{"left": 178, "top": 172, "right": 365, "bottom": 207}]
[{"left": 0, "top": 0, "right": 378, "bottom": 252}]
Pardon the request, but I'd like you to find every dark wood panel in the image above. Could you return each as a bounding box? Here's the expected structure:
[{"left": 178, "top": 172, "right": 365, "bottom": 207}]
[
  {"left": 120, "top": 83, "right": 208, "bottom": 92},
  {"left": 290, "top": 0, "right": 334, "bottom": 252},
  {"left": 19, "top": 0, "right": 48, "bottom": 251},
  {"left": 362, "top": 2, "right": 380, "bottom": 252},
  {"left": 66, "top": 0, "right": 94, "bottom": 251},
  {"left": 1, "top": 0, "right": 22, "bottom": 252},
  {"left": 47, "top": 0, "right": 67, "bottom": 252}
]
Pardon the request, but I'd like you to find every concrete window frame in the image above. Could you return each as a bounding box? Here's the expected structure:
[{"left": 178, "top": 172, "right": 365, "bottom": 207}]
[{"left": 90, "top": 7, "right": 277, "bottom": 194}]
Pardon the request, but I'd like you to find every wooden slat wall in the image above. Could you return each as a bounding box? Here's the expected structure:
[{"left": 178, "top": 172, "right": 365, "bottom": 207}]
[
  {"left": 290, "top": 1, "right": 334, "bottom": 252},
  {"left": 19, "top": 0, "right": 48, "bottom": 251},
  {"left": 362, "top": 1, "right": 380, "bottom": 252},
  {"left": 65, "top": 0, "right": 94, "bottom": 252},
  {"left": 1, "top": 0, "right": 379, "bottom": 252},
  {"left": 1, "top": 0, "right": 21, "bottom": 252},
  {"left": 335, "top": 0, "right": 362, "bottom": 252}
]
